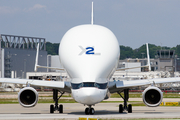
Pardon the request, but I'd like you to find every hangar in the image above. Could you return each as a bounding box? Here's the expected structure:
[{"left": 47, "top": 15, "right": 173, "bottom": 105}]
[{"left": 0, "top": 34, "right": 47, "bottom": 78}]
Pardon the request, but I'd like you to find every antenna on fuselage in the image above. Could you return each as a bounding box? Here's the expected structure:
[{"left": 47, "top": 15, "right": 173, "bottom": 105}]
[{"left": 91, "top": 2, "right": 94, "bottom": 25}]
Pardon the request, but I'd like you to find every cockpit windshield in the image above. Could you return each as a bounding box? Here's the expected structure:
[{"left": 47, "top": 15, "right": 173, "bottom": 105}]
[{"left": 71, "top": 82, "right": 107, "bottom": 89}]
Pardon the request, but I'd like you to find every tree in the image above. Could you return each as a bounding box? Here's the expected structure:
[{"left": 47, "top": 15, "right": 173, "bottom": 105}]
[
  {"left": 44, "top": 42, "right": 180, "bottom": 58},
  {"left": 120, "top": 45, "right": 133, "bottom": 60},
  {"left": 46, "top": 42, "right": 59, "bottom": 55},
  {"left": 176, "top": 45, "right": 180, "bottom": 57}
]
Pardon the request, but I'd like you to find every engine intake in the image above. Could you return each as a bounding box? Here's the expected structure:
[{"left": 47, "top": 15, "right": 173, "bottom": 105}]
[
  {"left": 142, "top": 86, "right": 163, "bottom": 107},
  {"left": 18, "top": 87, "right": 38, "bottom": 108}
]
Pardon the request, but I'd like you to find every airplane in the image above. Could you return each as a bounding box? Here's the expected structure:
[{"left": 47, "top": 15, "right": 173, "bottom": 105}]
[{"left": 1, "top": 2, "right": 180, "bottom": 115}]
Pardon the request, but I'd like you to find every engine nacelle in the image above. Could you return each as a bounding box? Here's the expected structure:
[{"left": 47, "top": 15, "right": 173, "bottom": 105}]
[
  {"left": 142, "top": 86, "right": 163, "bottom": 107},
  {"left": 18, "top": 87, "right": 38, "bottom": 108}
]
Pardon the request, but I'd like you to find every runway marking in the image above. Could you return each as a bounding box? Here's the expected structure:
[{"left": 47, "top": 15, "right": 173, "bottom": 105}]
[
  {"left": 160, "top": 102, "right": 179, "bottom": 106},
  {"left": 160, "top": 102, "right": 164, "bottom": 106},
  {"left": 88, "top": 118, "right": 98, "bottom": 120},
  {"left": 79, "top": 118, "right": 87, "bottom": 120},
  {"left": 165, "top": 102, "right": 179, "bottom": 106}
]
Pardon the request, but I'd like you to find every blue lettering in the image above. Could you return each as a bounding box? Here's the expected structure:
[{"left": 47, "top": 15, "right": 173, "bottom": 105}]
[{"left": 86, "top": 47, "right": 94, "bottom": 54}]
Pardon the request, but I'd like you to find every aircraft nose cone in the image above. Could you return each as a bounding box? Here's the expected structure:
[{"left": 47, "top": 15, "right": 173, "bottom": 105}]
[
  {"left": 72, "top": 88, "right": 107, "bottom": 105},
  {"left": 83, "top": 89, "right": 97, "bottom": 103}
]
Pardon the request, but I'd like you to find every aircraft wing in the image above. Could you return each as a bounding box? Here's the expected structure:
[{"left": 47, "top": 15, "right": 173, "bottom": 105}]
[
  {"left": 108, "top": 77, "right": 180, "bottom": 93},
  {"left": 0, "top": 78, "right": 71, "bottom": 93}
]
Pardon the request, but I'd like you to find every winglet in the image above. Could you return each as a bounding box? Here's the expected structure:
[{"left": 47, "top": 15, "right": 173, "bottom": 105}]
[
  {"left": 34, "top": 43, "right": 39, "bottom": 72},
  {"left": 146, "top": 43, "right": 151, "bottom": 71},
  {"left": 91, "top": 2, "right": 94, "bottom": 25}
]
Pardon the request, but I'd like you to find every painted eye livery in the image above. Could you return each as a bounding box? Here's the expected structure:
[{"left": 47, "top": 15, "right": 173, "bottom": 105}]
[{"left": 79, "top": 46, "right": 101, "bottom": 55}]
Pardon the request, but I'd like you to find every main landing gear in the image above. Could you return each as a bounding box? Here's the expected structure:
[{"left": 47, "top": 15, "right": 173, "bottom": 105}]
[
  {"left": 85, "top": 105, "right": 95, "bottom": 115},
  {"left": 50, "top": 89, "right": 65, "bottom": 113},
  {"left": 118, "top": 89, "right": 132, "bottom": 113}
]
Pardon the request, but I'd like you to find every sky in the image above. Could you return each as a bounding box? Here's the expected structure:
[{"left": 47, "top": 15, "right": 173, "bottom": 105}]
[{"left": 0, "top": 0, "right": 180, "bottom": 49}]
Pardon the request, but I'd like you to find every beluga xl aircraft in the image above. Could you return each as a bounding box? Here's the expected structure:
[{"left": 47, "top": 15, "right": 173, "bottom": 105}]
[{"left": 1, "top": 2, "right": 180, "bottom": 115}]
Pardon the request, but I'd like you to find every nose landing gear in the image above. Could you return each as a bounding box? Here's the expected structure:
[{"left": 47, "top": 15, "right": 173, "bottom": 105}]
[{"left": 85, "top": 105, "right": 95, "bottom": 115}]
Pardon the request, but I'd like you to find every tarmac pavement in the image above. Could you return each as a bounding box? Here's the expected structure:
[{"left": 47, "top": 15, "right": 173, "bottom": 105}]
[{"left": 0, "top": 103, "right": 180, "bottom": 120}]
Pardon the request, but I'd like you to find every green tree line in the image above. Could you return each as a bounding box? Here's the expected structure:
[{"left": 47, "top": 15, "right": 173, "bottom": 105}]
[
  {"left": 46, "top": 42, "right": 180, "bottom": 59},
  {"left": 46, "top": 42, "right": 59, "bottom": 55},
  {"left": 120, "top": 44, "right": 180, "bottom": 60},
  {"left": 2, "top": 41, "right": 180, "bottom": 59}
]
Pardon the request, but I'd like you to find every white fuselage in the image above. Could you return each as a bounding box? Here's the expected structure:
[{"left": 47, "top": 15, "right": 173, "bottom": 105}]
[{"left": 59, "top": 24, "right": 120, "bottom": 105}]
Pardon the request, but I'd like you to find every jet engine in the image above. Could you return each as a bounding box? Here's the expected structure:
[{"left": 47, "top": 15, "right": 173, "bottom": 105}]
[
  {"left": 18, "top": 87, "right": 38, "bottom": 107},
  {"left": 142, "top": 86, "right": 163, "bottom": 107}
]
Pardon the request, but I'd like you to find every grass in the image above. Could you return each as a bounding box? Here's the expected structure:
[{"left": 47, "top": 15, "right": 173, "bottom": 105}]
[
  {"left": 1, "top": 98, "right": 180, "bottom": 107},
  {"left": 101, "top": 101, "right": 146, "bottom": 106},
  {"left": 38, "top": 92, "right": 180, "bottom": 98},
  {"left": 0, "top": 99, "right": 19, "bottom": 104},
  {"left": 38, "top": 94, "right": 72, "bottom": 98},
  {"left": 110, "top": 93, "right": 180, "bottom": 98},
  {"left": 0, "top": 98, "right": 77, "bottom": 104},
  {"left": 0, "top": 92, "right": 180, "bottom": 105},
  {"left": 1, "top": 91, "right": 180, "bottom": 98},
  {"left": 38, "top": 98, "right": 76, "bottom": 103}
]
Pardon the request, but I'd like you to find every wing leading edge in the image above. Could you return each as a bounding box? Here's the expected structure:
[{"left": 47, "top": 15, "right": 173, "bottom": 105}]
[
  {"left": 108, "top": 77, "right": 180, "bottom": 93},
  {"left": 0, "top": 78, "right": 71, "bottom": 93}
]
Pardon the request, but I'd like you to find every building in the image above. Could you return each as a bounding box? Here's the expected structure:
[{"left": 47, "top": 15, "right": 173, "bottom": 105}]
[
  {"left": 119, "top": 58, "right": 158, "bottom": 72},
  {"left": 176, "top": 58, "right": 180, "bottom": 71},
  {"left": 156, "top": 50, "right": 175, "bottom": 72},
  {"left": 47, "top": 55, "right": 64, "bottom": 72},
  {"left": 118, "top": 50, "right": 179, "bottom": 77},
  {"left": 0, "top": 34, "right": 47, "bottom": 78},
  {"left": 1, "top": 34, "right": 179, "bottom": 81}
]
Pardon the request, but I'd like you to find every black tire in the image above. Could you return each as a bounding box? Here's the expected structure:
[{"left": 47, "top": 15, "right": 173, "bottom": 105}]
[
  {"left": 85, "top": 108, "right": 89, "bottom": 115},
  {"left": 59, "top": 104, "right": 63, "bottom": 113},
  {"left": 90, "top": 108, "right": 95, "bottom": 115},
  {"left": 119, "top": 104, "right": 123, "bottom": 113},
  {"left": 128, "top": 104, "right": 132, "bottom": 113},
  {"left": 50, "top": 104, "right": 54, "bottom": 113}
]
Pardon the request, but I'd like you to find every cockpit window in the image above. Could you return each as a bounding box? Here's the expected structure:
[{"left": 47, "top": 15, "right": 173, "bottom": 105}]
[
  {"left": 83, "top": 82, "right": 94, "bottom": 87},
  {"left": 71, "top": 82, "right": 107, "bottom": 89}
]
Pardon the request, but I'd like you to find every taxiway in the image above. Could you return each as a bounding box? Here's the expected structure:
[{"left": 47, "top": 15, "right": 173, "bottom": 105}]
[{"left": 0, "top": 103, "right": 180, "bottom": 120}]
